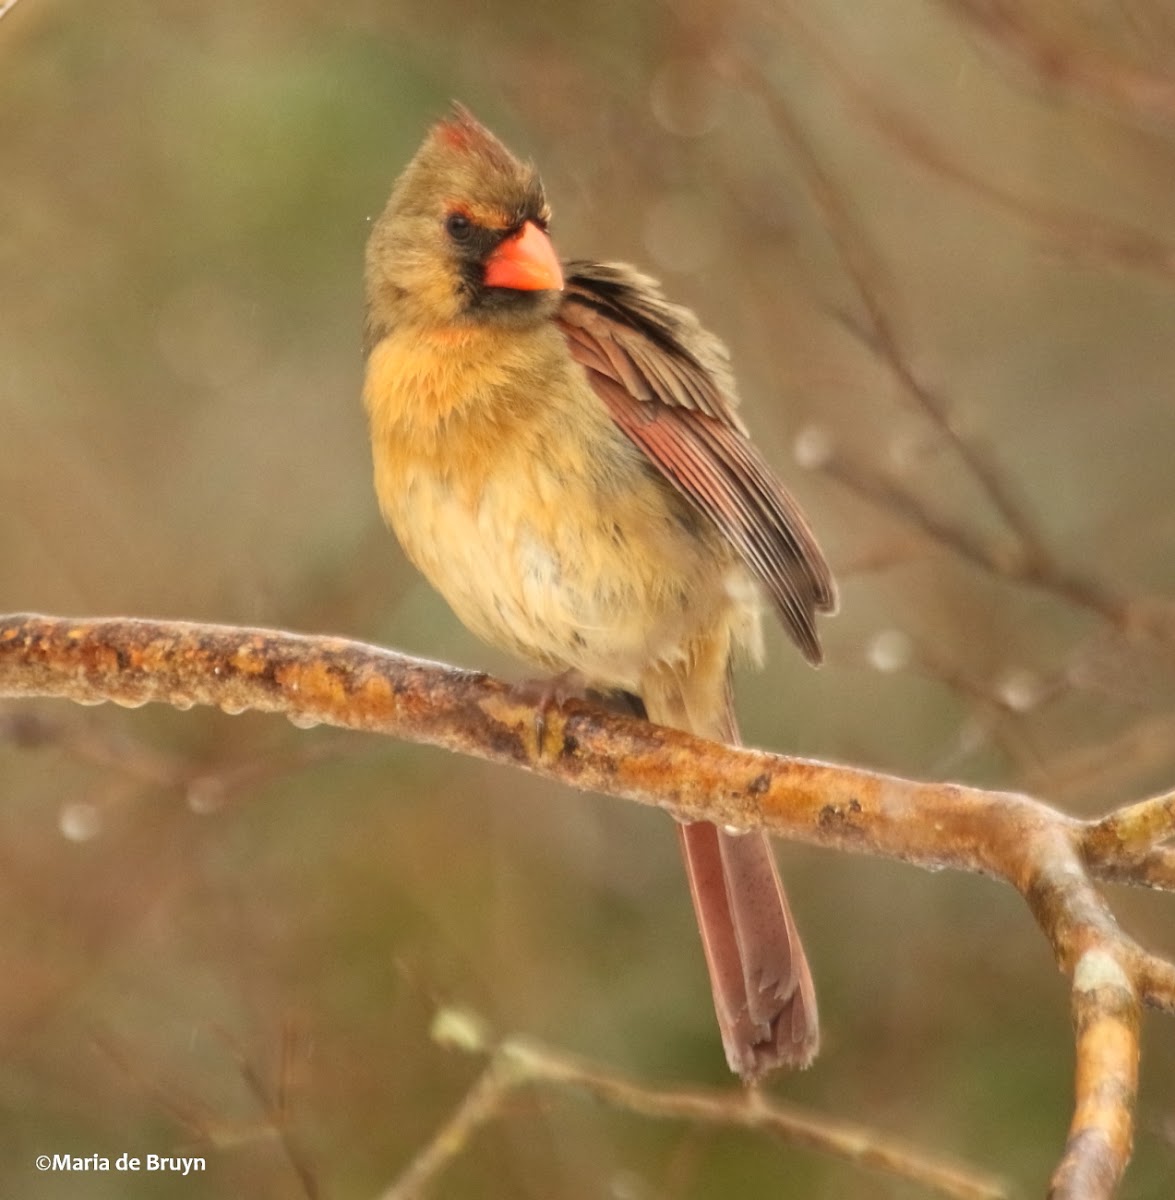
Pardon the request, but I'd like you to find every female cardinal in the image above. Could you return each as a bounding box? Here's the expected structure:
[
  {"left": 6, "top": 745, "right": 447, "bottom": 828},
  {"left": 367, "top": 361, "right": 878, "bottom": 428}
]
[{"left": 363, "top": 105, "right": 836, "bottom": 1080}]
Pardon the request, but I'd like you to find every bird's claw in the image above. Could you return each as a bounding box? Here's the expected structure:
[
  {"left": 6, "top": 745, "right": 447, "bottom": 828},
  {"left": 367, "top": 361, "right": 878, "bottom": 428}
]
[{"left": 512, "top": 669, "right": 587, "bottom": 754}]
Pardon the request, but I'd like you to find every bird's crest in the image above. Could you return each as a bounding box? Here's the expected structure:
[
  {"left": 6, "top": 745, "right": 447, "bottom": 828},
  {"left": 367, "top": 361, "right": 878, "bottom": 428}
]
[{"left": 432, "top": 102, "right": 521, "bottom": 173}]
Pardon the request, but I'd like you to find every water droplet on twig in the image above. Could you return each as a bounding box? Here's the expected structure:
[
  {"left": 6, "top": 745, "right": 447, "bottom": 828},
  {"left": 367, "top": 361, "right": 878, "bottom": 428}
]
[
  {"left": 793, "top": 424, "right": 834, "bottom": 469},
  {"left": 60, "top": 801, "right": 102, "bottom": 842},
  {"left": 866, "top": 629, "right": 913, "bottom": 673},
  {"left": 997, "top": 668, "right": 1042, "bottom": 713}
]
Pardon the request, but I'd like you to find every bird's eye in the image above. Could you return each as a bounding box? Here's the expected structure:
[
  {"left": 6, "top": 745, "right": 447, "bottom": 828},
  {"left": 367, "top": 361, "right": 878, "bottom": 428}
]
[{"left": 445, "top": 213, "right": 473, "bottom": 242}]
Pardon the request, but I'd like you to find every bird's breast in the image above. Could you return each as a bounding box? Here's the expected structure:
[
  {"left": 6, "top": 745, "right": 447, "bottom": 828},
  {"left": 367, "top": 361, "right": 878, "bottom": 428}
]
[{"left": 363, "top": 326, "right": 750, "bottom": 687}]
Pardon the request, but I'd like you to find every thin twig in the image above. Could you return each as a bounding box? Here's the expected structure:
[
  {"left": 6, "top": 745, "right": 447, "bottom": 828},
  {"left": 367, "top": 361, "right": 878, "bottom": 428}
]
[
  {"left": 816, "top": 446, "right": 1128, "bottom": 623},
  {"left": 91, "top": 1031, "right": 220, "bottom": 1146},
  {"left": 218, "top": 1025, "right": 320, "bottom": 1200},
  {"left": 936, "top": 0, "right": 1175, "bottom": 124},
  {"left": 378, "top": 1008, "right": 1008, "bottom": 1200},
  {"left": 728, "top": 34, "right": 1058, "bottom": 565},
  {"left": 0, "top": 703, "right": 185, "bottom": 786},
  {"left": 776, "top": 2, "right": 1175, "bottom": 284},
  {"left": 378, "top": 1061, "right": 516, "bottom": 1200},
  {"left": 0, "top": 698, "right": 363, "bottom": 815},
  {"left": 733, "top": 3, "right": 1171, "bottom": 665}
]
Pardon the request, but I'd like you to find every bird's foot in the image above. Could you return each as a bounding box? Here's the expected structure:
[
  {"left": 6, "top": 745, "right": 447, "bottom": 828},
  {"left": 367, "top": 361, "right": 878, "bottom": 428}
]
[{"left": 512, "top": 669, "right": 589, "bottom": 753}]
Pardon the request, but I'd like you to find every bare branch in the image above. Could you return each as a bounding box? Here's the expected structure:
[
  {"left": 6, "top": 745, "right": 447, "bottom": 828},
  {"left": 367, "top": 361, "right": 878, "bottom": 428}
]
[
  {"left": 1088, "top": 845, "right": 1175, "bottom": 894},
  {"left": 377, "top": 1058, "right": 514, "bottom": 1200},
  {"left": 727, "top": 31, "right": 1061, "bottom": 563},
  {"left": 0, "top": 703, "right": 184, "bottom": 786},
  {"left": 93, "top": 1022, "right": 322, "bottom": 1196},
  {"left": 218, "top": 1024, "right": 320, "bottom": 1200},
  {"left": 936, "top": 0, "right": 1175, "bottom": 125},
  {"left": 816, "top": 445, "right": 1129, "bottom": 623},
  {"left": 379, "top": 1007, "right": 1008, "bottom": 1200},
  {"left": 776, "top": 2, "right": 1175, "bottom": 285},
  {"left": 1087, "top": 791, "right": 1175, "bottom": 861},
  {"left": 0, "top": 613, "right": 1072, "bottom": 872},
  {"left": 726, "top": 11, "right": 1175, "bottom": 673},
  {"left": 1128, "top": 947, "right": 1175, "bottom": 1014},
  {"left": 1082, "top": 790, "right": 1175, "bottom": 899},
  {"left": 1048, "top": 951, "right": 1139, "bottom": 1200}
]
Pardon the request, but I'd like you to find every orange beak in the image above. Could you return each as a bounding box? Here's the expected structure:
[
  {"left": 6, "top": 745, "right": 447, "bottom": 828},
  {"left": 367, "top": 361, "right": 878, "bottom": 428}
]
[{"left": 483, "top": 221, "right": 564, "bottom": 292}]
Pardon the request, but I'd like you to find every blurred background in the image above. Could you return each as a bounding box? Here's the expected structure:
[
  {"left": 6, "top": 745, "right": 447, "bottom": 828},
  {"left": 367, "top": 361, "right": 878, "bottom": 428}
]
[{"left": 2, "top": 0, "right": 1175, "bottom": 1196}]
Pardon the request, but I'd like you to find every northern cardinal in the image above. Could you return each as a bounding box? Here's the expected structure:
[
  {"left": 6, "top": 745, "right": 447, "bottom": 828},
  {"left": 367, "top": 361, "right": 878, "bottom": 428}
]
[{"left": 363, "top": 105, "right": 836, "bottom": 1079}]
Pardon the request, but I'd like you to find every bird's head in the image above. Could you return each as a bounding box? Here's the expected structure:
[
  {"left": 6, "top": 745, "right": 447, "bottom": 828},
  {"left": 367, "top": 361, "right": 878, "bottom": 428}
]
[{"left": 365, "top": 104, "right": 564, "bottom": 340}]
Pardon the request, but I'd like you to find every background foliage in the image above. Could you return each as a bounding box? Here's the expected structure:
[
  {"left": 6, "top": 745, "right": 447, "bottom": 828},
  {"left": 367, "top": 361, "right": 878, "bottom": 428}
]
[{"left": 1, "top": 0, "right": 1173, "bottom": 1195}]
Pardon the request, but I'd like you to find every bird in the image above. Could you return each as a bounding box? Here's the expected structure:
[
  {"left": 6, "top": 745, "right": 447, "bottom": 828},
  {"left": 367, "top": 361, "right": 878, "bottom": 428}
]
[{"left": 362, "top": 104, "right": 836, "bottom": 1080}]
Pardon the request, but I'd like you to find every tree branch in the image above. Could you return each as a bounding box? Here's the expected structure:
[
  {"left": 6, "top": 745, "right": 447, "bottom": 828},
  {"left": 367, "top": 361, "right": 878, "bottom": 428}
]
[
  {"left": 936, "top": 0, "right": 1175, "bottom": 125},
  {"left": 1, "top": 612, "right": 1171, "bottom": 1198},
  {"left": 774, "top": 1, "right": 1175, "bottom": 286}
]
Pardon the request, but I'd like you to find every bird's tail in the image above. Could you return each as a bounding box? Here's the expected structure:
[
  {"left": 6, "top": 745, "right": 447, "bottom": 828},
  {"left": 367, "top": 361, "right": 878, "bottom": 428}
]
[
  {"left": 644, "top": 679, "right": 818, "bottom": 1079},
  {"left": 677, "top": 819, "right": 818, "bottom": 1078}
]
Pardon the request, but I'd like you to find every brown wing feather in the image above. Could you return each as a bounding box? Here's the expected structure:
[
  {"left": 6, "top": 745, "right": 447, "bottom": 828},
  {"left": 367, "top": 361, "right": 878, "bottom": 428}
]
[{"left": 556, "top": 261, "right": 836, "bottom": 664}]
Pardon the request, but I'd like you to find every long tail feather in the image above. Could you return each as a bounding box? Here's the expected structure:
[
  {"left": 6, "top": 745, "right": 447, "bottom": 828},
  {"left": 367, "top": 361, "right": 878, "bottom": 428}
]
[{"left": 677, "top": 820, "right": 818, "bottom": 1077}]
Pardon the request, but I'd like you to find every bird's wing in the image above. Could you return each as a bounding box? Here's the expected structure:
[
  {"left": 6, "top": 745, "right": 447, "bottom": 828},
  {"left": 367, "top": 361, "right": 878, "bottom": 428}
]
[{"left": 556, "top": 260, "right": 836, "bottom": 665}]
